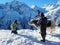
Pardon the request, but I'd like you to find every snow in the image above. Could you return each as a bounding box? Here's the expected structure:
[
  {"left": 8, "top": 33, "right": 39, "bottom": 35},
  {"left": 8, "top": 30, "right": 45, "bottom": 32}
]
[
  {"left": 31, "top": 5, "right": 35, "bottom": 9},
  {"left": 0, "top": 0, "right": 60, "bottom": 45},
  {"left": 43, "top": 3, "right": 60, "bottom": 26},
  {"left": 57, "top": 0, "right": 60, "bottom": 5},
  {"left": 31, "top": 5, "right": 47, "bottom": 13},
  {"left": 0, "top": 0, "right": 37, "bottom": 29},
  {"left": 0, "top": 27, "right": 60, "bottom": 45},
  {"left": 42, "top": 5, "right": 54, "bottom": 11}
]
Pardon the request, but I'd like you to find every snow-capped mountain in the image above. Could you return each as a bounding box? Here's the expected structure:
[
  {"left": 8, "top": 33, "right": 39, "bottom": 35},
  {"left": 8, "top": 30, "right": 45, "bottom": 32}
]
[
  {"left": 0, "top": 4, "right": 5, "bottom": 9},
  {"left": 31, "top": 5, "right": 47, "bottom": 13},
  {"left": 0, "top": 0, "right": 37, "bottom": 30},
  {"left": 43, "top": 3, "right": 60, "bottom": 26},
  {"left": 0, "top": 0, "right": 60, "bottom": 30}
]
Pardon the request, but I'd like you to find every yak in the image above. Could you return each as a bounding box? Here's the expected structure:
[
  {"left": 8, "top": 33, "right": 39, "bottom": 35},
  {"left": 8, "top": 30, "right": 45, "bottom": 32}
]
[{"left": 29, "top": 18, "right": 56, "bottom": 34}]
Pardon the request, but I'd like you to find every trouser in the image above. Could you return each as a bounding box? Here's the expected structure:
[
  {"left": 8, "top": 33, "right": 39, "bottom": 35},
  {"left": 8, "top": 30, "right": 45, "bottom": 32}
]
[
  {"left": 11, "top": 28, "right": 17, "bottom": 34},
  {"left": 41, "top": 33, "right": 46, "bottom": 41},
  {"left": 41, "top": 27, "right": 46, "bottom": 41}
]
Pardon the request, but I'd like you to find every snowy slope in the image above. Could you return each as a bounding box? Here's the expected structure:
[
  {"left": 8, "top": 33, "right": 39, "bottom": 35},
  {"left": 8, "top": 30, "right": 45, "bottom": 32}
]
[{"left": 0, "top": 27, "right": 60, "bottom": 45}]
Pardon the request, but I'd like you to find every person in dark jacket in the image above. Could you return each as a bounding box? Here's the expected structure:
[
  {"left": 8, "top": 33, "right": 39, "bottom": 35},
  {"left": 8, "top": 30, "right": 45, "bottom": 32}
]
[
  {"left": 37, "top": 10, "right": 47, "bottom": 42},
  {"left": 10, "top": 20, "right": 20, "bottom": 34}
]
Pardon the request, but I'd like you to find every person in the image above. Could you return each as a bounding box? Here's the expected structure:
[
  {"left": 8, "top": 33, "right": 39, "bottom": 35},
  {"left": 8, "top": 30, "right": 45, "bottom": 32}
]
[
  {"left": 37, "top": 10, "right": 47, "bottom": 42},
  {"left": 10, "top": 20, "right": 20, "bottom": 34}
]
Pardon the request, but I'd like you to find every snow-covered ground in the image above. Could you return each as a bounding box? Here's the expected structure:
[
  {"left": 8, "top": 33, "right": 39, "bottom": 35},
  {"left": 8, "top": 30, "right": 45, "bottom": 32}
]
[{"left": 0, "top": 27, "right": 60, "bottom": 45}]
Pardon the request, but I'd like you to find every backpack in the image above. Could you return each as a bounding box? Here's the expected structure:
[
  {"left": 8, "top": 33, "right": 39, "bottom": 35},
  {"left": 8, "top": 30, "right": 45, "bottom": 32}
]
[
  {"left": 10, "top": 24, "right": 14, "bottom": 29},
  {"left": 41, "top": 17, "right": 47, "bottom": 26},
  {"left": 47, "top": 20, "right": 51, "bottom": 27}
]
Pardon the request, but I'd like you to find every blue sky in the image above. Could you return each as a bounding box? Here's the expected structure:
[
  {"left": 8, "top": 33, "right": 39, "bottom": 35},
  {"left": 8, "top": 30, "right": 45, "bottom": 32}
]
[{"left": 0, "top": 0, "right": 57, "bottom": 7}]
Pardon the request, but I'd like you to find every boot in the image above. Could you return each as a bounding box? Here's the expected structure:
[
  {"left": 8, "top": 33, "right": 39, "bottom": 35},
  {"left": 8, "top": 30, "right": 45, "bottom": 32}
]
[
  {"left": 41, "top": 40, "right": 45, "bottom": 42},
  {"left": 41, "top": 34, "right": 46, "bottom": 42}
]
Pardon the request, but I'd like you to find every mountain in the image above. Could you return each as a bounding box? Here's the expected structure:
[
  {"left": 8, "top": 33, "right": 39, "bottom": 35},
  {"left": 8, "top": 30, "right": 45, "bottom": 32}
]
[
  {"left": 0, "top": 4, "right": 5, "bottom": 9},
  {"left": 43, "top": 3, "right": 60, "bottom": 26},
  {"left": 0, "top": 0, "right": 60, "bottom": 29},
  {"left": 31, "top": 5, "right": 47, "bottom": 13},
  {"left": 0, "top": 0, "right": 37, "bottom": 30}
]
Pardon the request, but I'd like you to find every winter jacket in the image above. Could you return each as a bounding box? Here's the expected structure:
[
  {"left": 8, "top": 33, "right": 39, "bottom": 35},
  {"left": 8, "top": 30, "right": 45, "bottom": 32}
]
[{"left": 37, "top": 17, "right": 47, "bottom": 35}]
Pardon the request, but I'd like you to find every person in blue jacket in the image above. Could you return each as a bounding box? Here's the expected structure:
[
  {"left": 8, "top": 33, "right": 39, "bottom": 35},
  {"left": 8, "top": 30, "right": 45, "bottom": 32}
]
[{"left": 37, "top": 10, "right": 47, "bottom": 42}]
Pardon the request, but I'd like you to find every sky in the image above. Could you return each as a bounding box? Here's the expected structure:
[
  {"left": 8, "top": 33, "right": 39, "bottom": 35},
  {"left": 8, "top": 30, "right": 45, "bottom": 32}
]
[{"left": 0, "top": 0, "right": 58, "bottom": 7}]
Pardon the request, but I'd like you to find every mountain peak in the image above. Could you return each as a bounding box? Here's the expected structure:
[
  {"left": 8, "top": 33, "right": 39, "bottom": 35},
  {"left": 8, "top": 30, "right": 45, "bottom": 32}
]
[
  {"left": 31, "top": 5, "right": 47, "bottom": 13},
  {"left": 31, "top": 5, "right": 39, "bottom": 9}
]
